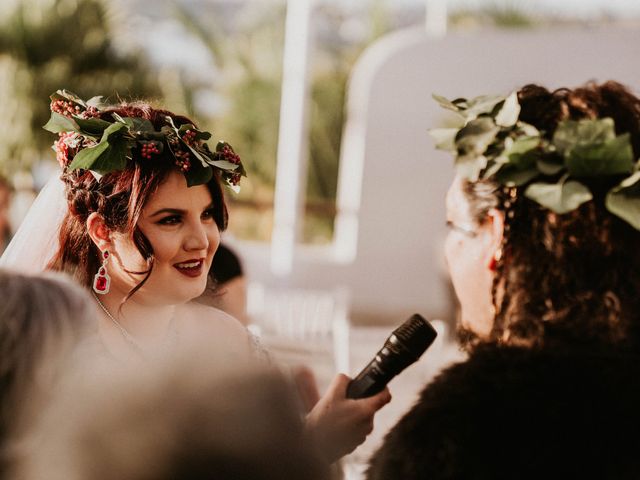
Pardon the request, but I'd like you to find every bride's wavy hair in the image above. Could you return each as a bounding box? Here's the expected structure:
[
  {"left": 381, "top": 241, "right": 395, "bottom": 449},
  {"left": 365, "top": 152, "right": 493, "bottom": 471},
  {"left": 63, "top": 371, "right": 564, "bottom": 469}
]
[
  {"left": 47, "top": 104, "right": 228, "bottom": 298},
  {"left": 463, "top": 81, "right": 640, "bottom": 350}
]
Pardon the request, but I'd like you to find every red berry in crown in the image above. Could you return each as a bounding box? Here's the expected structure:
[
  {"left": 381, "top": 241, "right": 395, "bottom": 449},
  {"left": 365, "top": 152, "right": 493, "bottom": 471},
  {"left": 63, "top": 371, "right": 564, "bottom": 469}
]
[
  {"left": 51, "top": 99, "right": 82, "bottom": 118},
  {"left": 221, "top": 144, "right": 241, "bottom": 165},
  {"left": 181, "top": 130, "right": 197, "bottom": 145},
  {"left": 174, "top": 150, "right": 191, "bottom": 171},
  {"left": 54, "top": 132, "right": 80, "bottom": 168},
  {"left": 140, "top": 142, "right": 161, "bottom": 160}
]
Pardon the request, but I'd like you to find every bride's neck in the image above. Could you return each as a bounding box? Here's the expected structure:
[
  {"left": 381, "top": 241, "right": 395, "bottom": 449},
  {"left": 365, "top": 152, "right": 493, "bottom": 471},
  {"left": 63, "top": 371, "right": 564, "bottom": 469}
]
[{"left": 94, "top": 289, "right": 178, "bottom": 342}]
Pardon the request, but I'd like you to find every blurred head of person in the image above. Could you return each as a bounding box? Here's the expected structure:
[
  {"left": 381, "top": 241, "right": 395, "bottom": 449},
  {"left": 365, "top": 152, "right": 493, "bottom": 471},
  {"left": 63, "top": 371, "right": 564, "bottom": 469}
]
[
  {"left": 16, "top": 353, "right": 328, "bottom": 480},
  {"left": 0, "top": 270, "right": 94, "bottom": 465},
  {"left": 437, "top": 81, "right": 640, "bottom": 351}
]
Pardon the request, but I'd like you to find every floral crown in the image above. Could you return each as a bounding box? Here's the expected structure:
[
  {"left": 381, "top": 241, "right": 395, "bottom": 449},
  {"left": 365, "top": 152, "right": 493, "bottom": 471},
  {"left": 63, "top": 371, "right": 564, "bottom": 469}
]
[
  {"left": 44, "top": 90, "right": 246, "bottom": 191},
  {"left": 429, "top": 91, "right": 640, "bottom": 230}
]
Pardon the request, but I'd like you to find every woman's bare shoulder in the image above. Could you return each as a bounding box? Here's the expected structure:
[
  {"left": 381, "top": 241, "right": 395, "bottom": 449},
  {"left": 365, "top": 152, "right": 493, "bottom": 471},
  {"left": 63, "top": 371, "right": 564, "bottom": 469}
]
[{"left": 177, "top": 302, "right": 250, "bottom": 348}]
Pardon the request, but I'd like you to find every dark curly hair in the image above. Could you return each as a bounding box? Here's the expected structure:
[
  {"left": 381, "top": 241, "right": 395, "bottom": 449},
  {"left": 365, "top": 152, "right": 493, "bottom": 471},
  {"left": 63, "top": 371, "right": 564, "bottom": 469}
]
[
  {"left": 47, "top": 103, "right": 228, "bottom": 300},
  {"left": 463, "top": 81, "right": 640, "bottom": 350}
]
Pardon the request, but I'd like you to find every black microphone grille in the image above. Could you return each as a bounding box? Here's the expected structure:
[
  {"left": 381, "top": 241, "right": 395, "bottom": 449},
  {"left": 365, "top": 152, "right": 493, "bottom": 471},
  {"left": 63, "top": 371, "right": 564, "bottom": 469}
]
[{"left": 391, "top": 314, "right": 438, "bottom": 356}]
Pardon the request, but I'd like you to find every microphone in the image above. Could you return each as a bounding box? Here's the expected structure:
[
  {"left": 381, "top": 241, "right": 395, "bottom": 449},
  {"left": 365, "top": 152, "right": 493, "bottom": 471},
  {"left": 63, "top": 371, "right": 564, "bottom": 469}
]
[{"left": 346, "top": 314, "right": 437, "bottom": 399}]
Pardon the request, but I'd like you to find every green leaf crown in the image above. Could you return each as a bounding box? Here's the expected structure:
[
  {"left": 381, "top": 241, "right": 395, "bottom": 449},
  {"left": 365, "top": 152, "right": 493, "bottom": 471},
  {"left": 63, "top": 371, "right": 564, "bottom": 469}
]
[
  {"left": 430, "top": 91, "right": 640, "bottom": 230},
  {"left": 44, "top": 90, "right": 246, "bottom": 191}
]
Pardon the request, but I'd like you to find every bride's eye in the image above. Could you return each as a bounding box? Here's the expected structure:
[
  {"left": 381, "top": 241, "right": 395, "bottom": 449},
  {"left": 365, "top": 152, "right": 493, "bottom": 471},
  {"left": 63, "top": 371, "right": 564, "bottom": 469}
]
[
  {"left": 201, "top": 208, "right": 215, "bottom": 221},
  {"left": 158, "top": 215, "right": 181, "bottom": 225}
]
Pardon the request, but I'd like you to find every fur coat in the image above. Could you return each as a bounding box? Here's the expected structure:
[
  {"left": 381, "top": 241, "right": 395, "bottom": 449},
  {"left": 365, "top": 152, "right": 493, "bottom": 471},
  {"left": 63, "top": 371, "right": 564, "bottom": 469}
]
[{"left": 367, "top": 345, "right": 640, "bottom": 480}]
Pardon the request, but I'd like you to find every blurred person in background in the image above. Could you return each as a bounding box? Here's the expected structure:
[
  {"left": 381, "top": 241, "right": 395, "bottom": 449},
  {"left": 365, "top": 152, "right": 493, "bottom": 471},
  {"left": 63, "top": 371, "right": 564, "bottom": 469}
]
[
  {"left": 367, "top": 81, "right": 640, "bottom": 479},
  {"left": 198, "top": 241, "right": 250, "bottom": 326},
  {"left": 1, "top": 91, "right": 390, "bottom": 465},
  {"left": 0, "top": 177, "right": 12, "bottom": 255},
  {"left": 0, "top": 269, "right": 94, "bottom": 476},
  {"left": 15, "top": 355, "right": 329, "bottom": 480}
]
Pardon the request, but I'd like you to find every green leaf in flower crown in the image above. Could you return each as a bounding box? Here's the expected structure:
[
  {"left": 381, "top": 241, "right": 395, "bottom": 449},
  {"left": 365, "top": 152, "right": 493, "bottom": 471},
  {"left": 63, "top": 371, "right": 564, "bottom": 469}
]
[
  {"left": 537, "top": 158, "right": 565, "bottom": 176},
  {"left": 235, "top": 162, "right": 247, "bottom": 178},
  {"left": 495, "top": 167, "right": 538, "bottom": 186},
  {"left": 525, "top": 179, "right": 592, "bottom": 214},
  {"left": 68, "top": 122, "right": 129, "bottom": 172},
  {"left": 68, "top": 140, "right": 129, "bottom": 173},
  {"left": 43, "top": 112, "right": 80, "bottom": 134},
  {"left": 73, "top": 117, "right": 111, "bottom": 137},
  {"left": 494, "top": 91, "right": 520, "bottom": 127},
  {"left": 429, "top": 128, "right": 458, "bottom": 151},
  {"left": 566, "top": 133, "right": 634, "bottom": 177},
  {"left": 184, "top": 161, "right": 214, "bottom": 187},
  {"left": 456, "top": 154, "right": 487, "bottom": 182},
  {"left": 455, "top": 117, "right": 500, "bottom": 157},
  {"left": 517, "top": 122, "right": 541, "bottom": 137},
  {"left": 68, "top": 141, "right": 110, "bottom": 171},
  {"left": 195, "top": 130, "right": 211, "bottom": 141},
  {"left": 93, "top": 140, "right": 129, "bottom": 174},
  {"left": 109, "top": 112, "right": 130, "bottom": 127},
  {"left": 506, "top": 136, "right": 540, "bottom": 163},
  {"left": 187, "top": 145, "right": 209, "bottom": 168},
  {"left": 50, "top": 90, "right": 87, "bottom": 108},
  {"left": 432, "top": 94, "right": 465, "bottom": 113},
  {"left": 126, "top": 117, "right": 155, "bottom": 134},
  {"left": 552, "top": 118, "right": 616, "bottom": 156},
  {"left": 483, "top": 159, "right": 505, "bottom": 179},
  {"left": 462, "top": 95, "right": 505, "bottom": 121},
  {"left": 209, "top": 159, "right": 240, "bottom": 171},
  {"left": 605, "top": 171, "right": 640, "bottom": 230},
  {"left": 100, "top": 122, "right": 128, "bottom": 141},
  {"left": 86, "top": 96, "right": 104, "bottom": 109},
  {"left": 488, "top": 136, "right": 541, "bottom": 185}
]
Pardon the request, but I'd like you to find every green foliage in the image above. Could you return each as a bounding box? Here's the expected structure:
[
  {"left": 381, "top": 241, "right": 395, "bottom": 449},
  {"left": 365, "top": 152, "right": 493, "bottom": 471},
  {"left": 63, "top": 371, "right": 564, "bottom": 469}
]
[
  {"left": 432, "top": 92, "right": 640, "bottom": 229},
  {"left": 46, "top": 89, "right": 244, "bottom": 188},
  {"left": 0, "top": 0, "right": 160, "bottom": 176}
]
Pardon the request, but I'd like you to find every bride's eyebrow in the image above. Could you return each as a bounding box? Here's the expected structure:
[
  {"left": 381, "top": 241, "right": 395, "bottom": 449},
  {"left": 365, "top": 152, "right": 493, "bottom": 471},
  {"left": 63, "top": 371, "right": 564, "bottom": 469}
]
[
  {"left": 149, "top": 203, "right": 215, "bottom": 217},
  {"left": 149, "top": 208, "right": 184, "bottom": 217}
]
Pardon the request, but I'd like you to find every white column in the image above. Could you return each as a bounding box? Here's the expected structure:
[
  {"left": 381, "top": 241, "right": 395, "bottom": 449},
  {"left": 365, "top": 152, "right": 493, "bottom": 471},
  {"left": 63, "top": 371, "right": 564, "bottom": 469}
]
[
  {"left": 425, "top": 0, "right": 447, "bottom": 36},
  {"left": 271, "top": 0, "right": 314, "bottom": 276}
]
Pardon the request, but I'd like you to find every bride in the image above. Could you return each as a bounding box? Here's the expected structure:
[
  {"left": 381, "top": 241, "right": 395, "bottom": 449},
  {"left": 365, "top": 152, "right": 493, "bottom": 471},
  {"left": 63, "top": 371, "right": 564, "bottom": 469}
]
[{"left": 0, "top": 90, "right": 390, "bottom": 462}]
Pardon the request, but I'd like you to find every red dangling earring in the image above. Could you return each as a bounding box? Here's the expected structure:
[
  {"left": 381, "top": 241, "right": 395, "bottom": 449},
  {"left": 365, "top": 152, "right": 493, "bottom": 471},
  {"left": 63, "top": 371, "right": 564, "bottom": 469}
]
[
  {"left": 489, "top": 247, "right": 503, "bottom": 272},
  {"left": 93, "top": 250, "right": 111, "bottom": 295}
]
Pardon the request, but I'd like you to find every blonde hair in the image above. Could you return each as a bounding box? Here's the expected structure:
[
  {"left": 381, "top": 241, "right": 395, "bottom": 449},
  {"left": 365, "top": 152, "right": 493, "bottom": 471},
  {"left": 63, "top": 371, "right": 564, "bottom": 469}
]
[
  {"left": 18, "top": 356, "right": 328, "bottom": 480},
  {"left": 0, "top": 270, "right": 94, "bottom": 448}
]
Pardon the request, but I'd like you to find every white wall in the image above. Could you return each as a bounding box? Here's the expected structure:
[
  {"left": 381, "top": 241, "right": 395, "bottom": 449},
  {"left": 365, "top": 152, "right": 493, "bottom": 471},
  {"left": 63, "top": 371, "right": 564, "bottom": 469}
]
[{"left": 235, "top": 26, "right": 640, "bottom": 324}]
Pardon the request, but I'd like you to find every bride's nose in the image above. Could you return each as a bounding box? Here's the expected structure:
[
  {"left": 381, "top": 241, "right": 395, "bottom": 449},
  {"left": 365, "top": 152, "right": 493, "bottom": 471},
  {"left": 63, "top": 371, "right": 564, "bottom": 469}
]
[{"left": 184, "top": 221, "right": 209, "bottom": 251}]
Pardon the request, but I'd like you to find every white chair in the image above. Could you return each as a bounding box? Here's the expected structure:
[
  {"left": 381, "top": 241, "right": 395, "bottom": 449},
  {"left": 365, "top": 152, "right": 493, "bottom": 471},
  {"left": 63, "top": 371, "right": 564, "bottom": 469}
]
[{"left": 247, "top": 282, "right": 350, "bottom": 390}]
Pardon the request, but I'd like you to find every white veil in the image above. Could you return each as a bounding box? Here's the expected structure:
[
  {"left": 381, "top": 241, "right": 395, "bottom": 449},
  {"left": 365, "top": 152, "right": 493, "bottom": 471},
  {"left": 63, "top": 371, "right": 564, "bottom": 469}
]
[{"left": 0, "top": 175, "right": 67, "bottom": 273}]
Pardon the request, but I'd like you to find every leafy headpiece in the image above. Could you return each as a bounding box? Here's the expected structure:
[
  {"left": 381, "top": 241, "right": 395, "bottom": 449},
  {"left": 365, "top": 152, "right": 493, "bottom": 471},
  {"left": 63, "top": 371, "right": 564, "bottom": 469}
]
[
  {"left": 44, "top": 90, "right": 246, "bottom": 191},
  {"left": 430, "top": 91, "right": 640, "bottom": 230}
]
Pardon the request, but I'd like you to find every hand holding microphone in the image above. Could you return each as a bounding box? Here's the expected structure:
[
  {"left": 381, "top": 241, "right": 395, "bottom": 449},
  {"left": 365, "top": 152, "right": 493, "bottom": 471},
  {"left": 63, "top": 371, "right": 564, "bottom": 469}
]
[{"left": 304, "top": 314, "right": 436, "bottom": 462}]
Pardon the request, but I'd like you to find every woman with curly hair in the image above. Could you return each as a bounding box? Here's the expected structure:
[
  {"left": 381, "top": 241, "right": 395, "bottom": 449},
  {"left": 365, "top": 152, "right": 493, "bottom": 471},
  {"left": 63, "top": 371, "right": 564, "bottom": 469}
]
[{"left": 367, "top": 81, "right": 640, "bottom": 479}]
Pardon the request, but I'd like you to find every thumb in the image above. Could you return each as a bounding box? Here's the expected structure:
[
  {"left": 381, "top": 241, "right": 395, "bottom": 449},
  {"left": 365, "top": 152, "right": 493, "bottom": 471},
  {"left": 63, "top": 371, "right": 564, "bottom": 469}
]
[{"left": 362, "top": 387, "right": 392, "bottom": 410}]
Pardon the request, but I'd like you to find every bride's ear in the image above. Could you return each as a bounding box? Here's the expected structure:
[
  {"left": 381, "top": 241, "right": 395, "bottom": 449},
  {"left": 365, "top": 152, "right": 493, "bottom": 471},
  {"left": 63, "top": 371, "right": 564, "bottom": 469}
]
[
  {"left": 87, "top": 213, "right": 112, "bottom": 251},
  {"left": 483, "top": 208, "right": 505, "bottom": 270}
]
